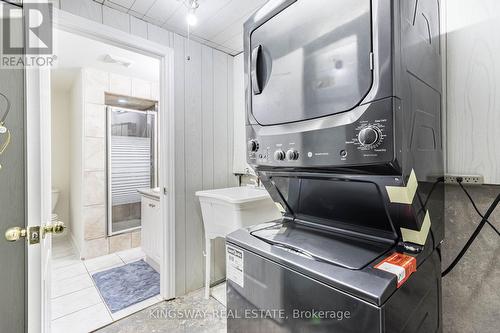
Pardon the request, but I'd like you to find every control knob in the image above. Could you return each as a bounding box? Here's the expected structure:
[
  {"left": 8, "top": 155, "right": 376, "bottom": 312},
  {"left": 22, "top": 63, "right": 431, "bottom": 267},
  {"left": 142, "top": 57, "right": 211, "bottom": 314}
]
[
  {"left": 274, "top": 150, "right": 286, "bottom": 161},
  {"left": 358, "top": 126, "right": 381, "bottom": 148},
  {"left": 286, "top": 149, "right": 299, "bottom": 161},
  {"left": 247, "top": 139, "right": 259, "bottom": 152}
]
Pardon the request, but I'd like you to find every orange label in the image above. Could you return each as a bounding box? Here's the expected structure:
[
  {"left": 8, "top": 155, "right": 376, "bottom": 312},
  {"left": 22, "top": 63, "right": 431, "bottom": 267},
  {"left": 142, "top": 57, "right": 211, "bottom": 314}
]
[{"left": 375, "top": 253, "right": 417, "bottom": 288}]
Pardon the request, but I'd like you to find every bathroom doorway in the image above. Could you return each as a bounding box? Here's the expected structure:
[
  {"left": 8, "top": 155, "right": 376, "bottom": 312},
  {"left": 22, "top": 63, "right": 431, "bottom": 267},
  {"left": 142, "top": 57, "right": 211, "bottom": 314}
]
[{"left": 47, "top": 24, "right": 174, "bottom": 332}]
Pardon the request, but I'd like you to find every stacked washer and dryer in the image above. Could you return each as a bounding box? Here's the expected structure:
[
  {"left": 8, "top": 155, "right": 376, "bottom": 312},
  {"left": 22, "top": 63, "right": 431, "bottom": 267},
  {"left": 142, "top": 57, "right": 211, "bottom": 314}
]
[{"left": 226, "top": 0, "right": 444, "bottom": 332}]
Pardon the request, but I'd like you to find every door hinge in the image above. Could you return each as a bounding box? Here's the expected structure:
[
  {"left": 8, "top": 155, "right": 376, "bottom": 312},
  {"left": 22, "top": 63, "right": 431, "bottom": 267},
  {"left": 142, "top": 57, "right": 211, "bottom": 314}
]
[{"left": 369, "top": 52, "right": 374, "bottom": 70}]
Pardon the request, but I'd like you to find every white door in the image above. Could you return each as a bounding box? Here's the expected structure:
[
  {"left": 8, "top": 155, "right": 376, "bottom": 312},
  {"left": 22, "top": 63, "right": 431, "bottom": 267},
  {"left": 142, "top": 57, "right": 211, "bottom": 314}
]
[
  {"left": 1, "top": 3, "right": 57, "bottom": 333},
  {"left": 25, "top": 65, "right": 54, "bottom": 333}
]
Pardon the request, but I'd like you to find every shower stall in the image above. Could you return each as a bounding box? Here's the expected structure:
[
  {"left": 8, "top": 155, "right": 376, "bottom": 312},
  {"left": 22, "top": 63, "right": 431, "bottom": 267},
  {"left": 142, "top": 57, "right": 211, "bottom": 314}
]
[{"left": 106, "top": 105, "right": 158, "bottom": 235}]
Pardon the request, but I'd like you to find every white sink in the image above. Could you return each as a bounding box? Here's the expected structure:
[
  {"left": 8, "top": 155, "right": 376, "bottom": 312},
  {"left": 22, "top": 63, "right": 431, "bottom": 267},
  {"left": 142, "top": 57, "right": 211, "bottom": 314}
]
[
  {"left": 196, "top": 186, "right": 282, "bottom": 300},
  {"left": 196, "top": 186, "right": 282, "bottom": 239}
]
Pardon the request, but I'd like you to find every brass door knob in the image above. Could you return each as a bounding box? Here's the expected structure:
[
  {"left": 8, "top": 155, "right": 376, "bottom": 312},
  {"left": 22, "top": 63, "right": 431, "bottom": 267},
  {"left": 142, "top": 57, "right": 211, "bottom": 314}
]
[
  {"left": 43, "top": 221, "right": 66, "bottom": 235},
  {"left": 5, "top": 227, "right": 27, "bottom": 242}
]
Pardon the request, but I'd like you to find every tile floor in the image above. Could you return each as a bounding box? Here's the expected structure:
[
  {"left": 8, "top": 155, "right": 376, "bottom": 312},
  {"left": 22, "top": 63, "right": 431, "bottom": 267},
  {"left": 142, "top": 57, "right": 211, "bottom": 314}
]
[{"left": 51, "top": 237, "right": 162, "bottom": 333}]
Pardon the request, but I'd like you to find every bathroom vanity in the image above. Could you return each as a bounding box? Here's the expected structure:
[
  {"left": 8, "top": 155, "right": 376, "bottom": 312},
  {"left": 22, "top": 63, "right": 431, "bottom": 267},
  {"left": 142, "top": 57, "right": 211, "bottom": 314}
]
[{"left": 138, "top": 188, "right": 162, "bottom": 272}]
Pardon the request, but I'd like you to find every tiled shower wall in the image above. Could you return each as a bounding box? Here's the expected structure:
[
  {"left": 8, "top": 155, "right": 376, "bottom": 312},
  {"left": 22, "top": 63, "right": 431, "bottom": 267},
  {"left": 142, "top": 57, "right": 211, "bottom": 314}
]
[{"left": 73, "top": 68, "right": 159, "bottom": 259}]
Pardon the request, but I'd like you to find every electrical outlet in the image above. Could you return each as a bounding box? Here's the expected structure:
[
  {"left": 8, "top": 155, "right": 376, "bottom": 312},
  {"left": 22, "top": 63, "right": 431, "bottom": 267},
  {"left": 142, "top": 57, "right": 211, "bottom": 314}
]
[{"left": 444, "top": 174, "right": 484, "bottom": 185}]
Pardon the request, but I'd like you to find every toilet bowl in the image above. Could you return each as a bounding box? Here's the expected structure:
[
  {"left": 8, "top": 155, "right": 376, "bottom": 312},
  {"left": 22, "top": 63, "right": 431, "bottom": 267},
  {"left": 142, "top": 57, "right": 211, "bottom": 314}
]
[{"left": 51, "top": 188, "right": 60, "bottom": 213}]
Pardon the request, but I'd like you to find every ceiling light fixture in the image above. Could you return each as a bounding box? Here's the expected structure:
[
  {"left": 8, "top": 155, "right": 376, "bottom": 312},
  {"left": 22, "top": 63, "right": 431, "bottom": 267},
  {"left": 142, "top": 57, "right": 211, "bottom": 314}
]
[
  {"left": 180, "top": 0, "right": 200, "bottom": 61},
  {"left": 186, "top": 11, "right": 198, "bottom": 26},
  {"left": 181, "top": 0, "right": 199, "bottom": 26}
]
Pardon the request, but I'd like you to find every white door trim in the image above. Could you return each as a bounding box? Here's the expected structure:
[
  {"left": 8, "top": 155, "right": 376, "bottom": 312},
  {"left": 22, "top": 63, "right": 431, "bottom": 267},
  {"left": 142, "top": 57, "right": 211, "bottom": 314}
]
[
  {"left": 26, "top": 7, "right": 176, "bottom": 332},
  {"left": 52, "top": 7, "right": 176, "bottom": 299},
  {"left": 26, "top": 65, "right": 52, "bottom": 333}
]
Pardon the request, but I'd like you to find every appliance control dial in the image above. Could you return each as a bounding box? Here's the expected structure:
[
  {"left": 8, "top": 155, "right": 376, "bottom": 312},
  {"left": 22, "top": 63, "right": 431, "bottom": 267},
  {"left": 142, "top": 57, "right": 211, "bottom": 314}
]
[
  {"left": 358, "top": 126, "right": 381, "bottom": 148},
  {"left": 247, "top": 139, "right": 259, "bottom": 152},
  {"left": 286, "top": 149, "right": 299, "bottom": 161},
  {"left": 274, "top": 150, "right": 286, "bottom": 161}
]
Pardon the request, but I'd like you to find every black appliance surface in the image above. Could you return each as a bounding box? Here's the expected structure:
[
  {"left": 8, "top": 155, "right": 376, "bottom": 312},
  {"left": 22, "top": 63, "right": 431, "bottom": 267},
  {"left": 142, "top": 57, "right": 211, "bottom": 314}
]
[
  {"left": 250, "top": 0, "right": 373, "bottom": 126},
  {"left": 227, "top": 227, "right": 442, "bottom": 333},
  {"left": 228, "top": 223, "right": 396, "bottom": 306},
  {"left": 268, "top": 175, "right": 397, "bottom": 237},
  {"left": 251, "top": 222, "right": 394, "bottom": 270}
]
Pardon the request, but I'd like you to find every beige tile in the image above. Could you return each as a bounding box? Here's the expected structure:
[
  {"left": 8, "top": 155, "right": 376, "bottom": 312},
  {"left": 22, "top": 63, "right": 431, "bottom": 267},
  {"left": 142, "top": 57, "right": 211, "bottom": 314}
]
[
  {"left": 52, "top": 244, "right": 76, "bottom": 259},
  {"left": 131, "top": 78, "right": 152, "bottom": 99},
  {"left": 51, "top": 273, "right": 94, "bottom": 299},
  {"left": 109, "top": 233, "right": 132, "bottom": 253},
  {"left": 51, "top": 302, "right": 112, "bottom": 333},
  {"left": 131, "top": 230, "right": 141, "bottom": 248},
  {"left": 84, "top": 253, "right": 122, "bottom": 272},
  {"left": 116, "top": 247, "right": 145, "bottom": 264},
  {"left": 131, "top": 202, "right": 141, "bottom": 219},
  {"left": 83, "top": 205, "right": 106, "bottom": 240},
  {"left": 83, "top": 237, "right": 109, "bottom": 259},
  {"left": 84, "top": 137, "right": 105, "bottom": 171},
  {"left": 51, "top": 286, "right": 102, "bottom": 320},
  {"left": 83, "top": 171, "right": 105, "bottom": 206},
  {"left": 51, "top": 255, "right": 81, "bottom": 270},
  {"left": 109, "top": 73, "right": 132, "bottom": 96},
  {"left": 85, "top": 103, "right": 106, "bottom": 137},
  {"left": 84, "top": 68, "right": 108, "bottom": 104},
  {"left": 112, "top": 203, "right": 130, "bottom": 222},
  {"left": 52, "top": 262, "right": 87, "bottom": 282}
]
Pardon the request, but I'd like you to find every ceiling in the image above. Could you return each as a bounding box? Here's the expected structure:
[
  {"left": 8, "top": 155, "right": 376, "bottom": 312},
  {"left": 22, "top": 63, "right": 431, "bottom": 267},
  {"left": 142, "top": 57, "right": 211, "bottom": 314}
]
[
  {"left": 94, "top": 0, "right": 268, "bottom": 55},
  {"left": 52, "top": 29, "right": 159, "bottom": 91}
]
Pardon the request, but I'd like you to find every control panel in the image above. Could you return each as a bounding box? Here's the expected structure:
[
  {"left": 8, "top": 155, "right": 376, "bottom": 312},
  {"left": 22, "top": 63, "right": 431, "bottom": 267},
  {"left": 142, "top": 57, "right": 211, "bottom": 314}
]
[
  {"left": 357, "top": 125, "right": 382, "bottom": 149},
  {"left": 247, "top": 99, "right": 394, "bottom": 168}
]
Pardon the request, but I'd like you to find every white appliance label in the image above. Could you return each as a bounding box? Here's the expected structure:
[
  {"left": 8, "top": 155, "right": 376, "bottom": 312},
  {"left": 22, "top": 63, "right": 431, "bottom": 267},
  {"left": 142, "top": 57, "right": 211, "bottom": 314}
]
[
  {"left": 376, "top": 262, "right": 406, "bottom": 283},
  {"left": 226, "top": 245, "right": 244, "bottom": 288}
]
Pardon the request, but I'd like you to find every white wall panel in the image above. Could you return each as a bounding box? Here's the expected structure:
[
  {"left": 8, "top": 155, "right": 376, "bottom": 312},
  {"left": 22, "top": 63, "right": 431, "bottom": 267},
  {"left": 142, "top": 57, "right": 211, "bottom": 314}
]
[
  {"left": 446, "top": 0, "right": 500, "bottom": 184},
  {"left": 102, "top": 5, "right": 130, "bottom": 33},
  {"left": 130, "top": 15, "right": 148, "bottom": 39},
  {"left": 184, "top": 40, "right": 204, "bottom": 292},
  {"left": 173, "top": 34, "right": 187, "bottom": 295},
  {"left": 174, "top": 39, "right": 237, "bottom": 295},
  {"left": 61, "top": 0, "right": 102, "bottom": 23}
]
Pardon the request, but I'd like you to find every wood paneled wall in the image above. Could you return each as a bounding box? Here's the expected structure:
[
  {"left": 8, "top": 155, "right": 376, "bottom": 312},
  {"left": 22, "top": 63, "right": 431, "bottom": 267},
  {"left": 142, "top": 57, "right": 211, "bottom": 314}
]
[
  {"left": 173, "top": 34, "right": 238, "bottom": 294},
  {"left": 446, "top": 0, "right": 500, "bottom": 184}
]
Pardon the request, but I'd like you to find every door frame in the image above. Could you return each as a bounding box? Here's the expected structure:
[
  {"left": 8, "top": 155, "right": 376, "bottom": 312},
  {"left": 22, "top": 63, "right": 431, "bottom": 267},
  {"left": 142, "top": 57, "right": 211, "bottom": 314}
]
[{"left": 26, "top": 8, "right": 176, "bottom": 332}]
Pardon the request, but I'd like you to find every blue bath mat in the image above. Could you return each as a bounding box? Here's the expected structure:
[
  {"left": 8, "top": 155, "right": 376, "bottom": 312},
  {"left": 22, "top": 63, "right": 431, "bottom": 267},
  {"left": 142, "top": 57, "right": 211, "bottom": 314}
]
[{"left": 92, "top": 259, "right": 160, "bottom": 313}]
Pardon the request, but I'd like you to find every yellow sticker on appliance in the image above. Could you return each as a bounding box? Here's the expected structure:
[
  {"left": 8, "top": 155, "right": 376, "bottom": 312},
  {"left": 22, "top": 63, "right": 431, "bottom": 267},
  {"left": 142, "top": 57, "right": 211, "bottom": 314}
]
[{"left": 226, "top": 245, "right": 244, "bottom": 288}]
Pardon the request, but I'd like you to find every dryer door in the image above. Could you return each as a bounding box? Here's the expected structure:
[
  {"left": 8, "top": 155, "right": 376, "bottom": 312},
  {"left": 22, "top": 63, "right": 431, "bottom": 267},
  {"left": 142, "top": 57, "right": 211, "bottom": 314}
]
[{"left": 250, "top": 0, "right": 373, "bottom": 126}]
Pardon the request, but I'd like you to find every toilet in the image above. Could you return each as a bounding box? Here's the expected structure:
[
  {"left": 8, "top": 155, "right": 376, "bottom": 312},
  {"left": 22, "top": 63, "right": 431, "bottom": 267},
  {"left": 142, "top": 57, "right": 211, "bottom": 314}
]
[{"left": 51, "top": 188, "right": 60, "bottom": 222}]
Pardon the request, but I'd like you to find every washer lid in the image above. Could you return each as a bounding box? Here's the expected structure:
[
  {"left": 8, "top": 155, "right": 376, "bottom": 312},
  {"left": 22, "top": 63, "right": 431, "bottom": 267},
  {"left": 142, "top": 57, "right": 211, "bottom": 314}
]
[{"left": 252, "top": 222, "right": 394, "bottom": 270}]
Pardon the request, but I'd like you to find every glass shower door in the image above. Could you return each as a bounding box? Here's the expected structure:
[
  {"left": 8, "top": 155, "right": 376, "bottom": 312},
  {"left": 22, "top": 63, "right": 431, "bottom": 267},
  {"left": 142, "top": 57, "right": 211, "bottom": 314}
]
[{"left": 107, "top": 107, "right": 157, "bottom": 235}]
